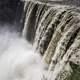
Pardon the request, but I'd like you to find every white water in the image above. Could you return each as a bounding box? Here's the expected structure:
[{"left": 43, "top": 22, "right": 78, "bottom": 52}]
[{"left": 0, "top": 24, "right": 46, "bottom": 80}]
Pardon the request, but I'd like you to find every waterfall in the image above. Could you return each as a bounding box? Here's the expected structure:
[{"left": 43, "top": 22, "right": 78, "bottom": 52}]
[
  {"left": 22, "top": 0, "right": 80, "bottom": 80},
  {"left": 0, "top": 0, "right": 80, "bottom": 80}
]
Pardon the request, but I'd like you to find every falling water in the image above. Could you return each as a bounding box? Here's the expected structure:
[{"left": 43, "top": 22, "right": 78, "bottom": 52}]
[
  {"left": 0, "top": 0, "right": 80, "bottom": 80},
  {"left": 22, "top": 0, "right": 80, "bottom": 80}
]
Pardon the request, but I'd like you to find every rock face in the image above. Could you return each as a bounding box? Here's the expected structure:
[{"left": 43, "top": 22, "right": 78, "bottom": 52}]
[{"left": 22, "top": 0, "right": 80, "bottom": 80}]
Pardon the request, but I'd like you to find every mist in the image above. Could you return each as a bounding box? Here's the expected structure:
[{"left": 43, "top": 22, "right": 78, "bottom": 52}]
[{"left": 0, "top": 24, "right": 46, "bottom": 80}]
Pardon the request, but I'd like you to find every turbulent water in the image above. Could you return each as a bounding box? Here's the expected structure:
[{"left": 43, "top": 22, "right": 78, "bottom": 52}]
[
  {"left": 0, "top": 24, "right": 47, "bottom": 80},
  {"left": 0, "top": 0, "right": 80, "bottom": 80},
  {"left": 21, "top": 1, "right": 80, "bottom": 80}
]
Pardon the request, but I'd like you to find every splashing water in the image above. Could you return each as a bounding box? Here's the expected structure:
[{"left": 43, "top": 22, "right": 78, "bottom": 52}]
[{"left": 0, "top": 24, "right": 46, "bottom": 80}]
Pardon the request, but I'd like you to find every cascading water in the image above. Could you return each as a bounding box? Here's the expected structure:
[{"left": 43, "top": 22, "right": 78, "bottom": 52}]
[
  {"left": 0, "top": 0, "right": 80, "bottom": 80},
  {"left": 22, "top": 0, "right": 80, "bottom": 80}
]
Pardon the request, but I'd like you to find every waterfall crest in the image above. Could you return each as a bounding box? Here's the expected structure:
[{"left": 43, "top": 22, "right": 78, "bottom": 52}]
[{"left": 22, "top": 1, "right": 80, "bottom": 80}]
